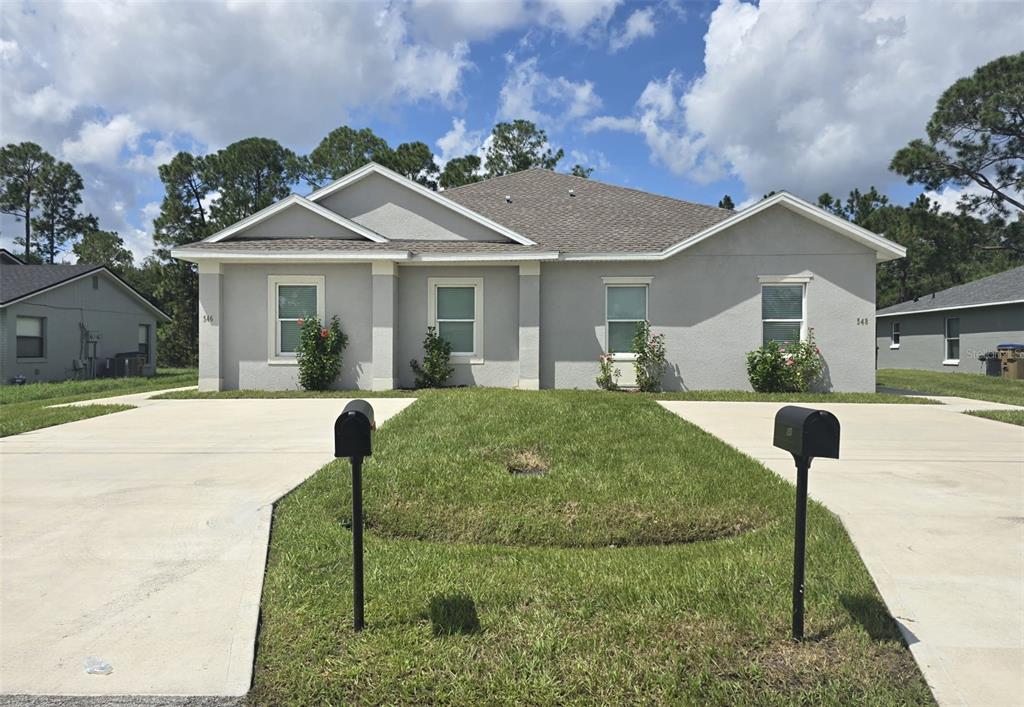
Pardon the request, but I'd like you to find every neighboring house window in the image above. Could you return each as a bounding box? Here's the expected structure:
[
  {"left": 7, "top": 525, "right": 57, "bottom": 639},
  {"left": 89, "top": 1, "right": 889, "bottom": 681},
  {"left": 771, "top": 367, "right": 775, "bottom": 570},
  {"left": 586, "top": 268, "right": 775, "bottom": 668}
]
[
  {"left": 890, "top": 322, "right": 900, "bottom": 348},
  {"left": 16, "top": 316, "right": 45, "bottom": 358},
  {"left": 267, "top": 275, "right": 325, "bottom": 361},
  {"left": 762, "top": 284, "right": 805, "bottom": 345},
  {"left": 139, "top": 324, "right": 151, "bottom": 361},
  {"left": 944, "top": 317, "right": 960, "bottom": 363},
  {"left": 605, "top": 282, "right": 649, "bottom": 355},
  {"left": 427, "top": 277, "right": 483, "bottom": 361}
]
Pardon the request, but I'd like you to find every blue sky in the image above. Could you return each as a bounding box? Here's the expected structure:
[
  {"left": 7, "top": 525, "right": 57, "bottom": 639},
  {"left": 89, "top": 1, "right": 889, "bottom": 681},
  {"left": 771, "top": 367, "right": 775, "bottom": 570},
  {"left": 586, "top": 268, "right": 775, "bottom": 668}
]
[{"left": 2, "top": 0, "right": 1020, "bottom": 261}]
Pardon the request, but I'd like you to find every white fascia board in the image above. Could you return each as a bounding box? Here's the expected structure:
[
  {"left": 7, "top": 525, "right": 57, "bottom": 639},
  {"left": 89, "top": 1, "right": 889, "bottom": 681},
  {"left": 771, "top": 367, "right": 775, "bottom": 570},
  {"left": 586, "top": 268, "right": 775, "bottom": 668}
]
[
  {"left": 171, "top": 249, "right": 411, "bottom": 263},
  {"left": 413, "top": 251, "right": 559, "bottom": 263},
  {"left": 306, "top": 162, "right": 538, "bottom": 247},
  {"left": 0, "top": 267, "right": 171, "bottom": 321},
  {"left": 203, "top": 194, "right": 389, "bottom": 243},
  {"left": 876, "top": 299, "right": 1024, "bottom": 318}
]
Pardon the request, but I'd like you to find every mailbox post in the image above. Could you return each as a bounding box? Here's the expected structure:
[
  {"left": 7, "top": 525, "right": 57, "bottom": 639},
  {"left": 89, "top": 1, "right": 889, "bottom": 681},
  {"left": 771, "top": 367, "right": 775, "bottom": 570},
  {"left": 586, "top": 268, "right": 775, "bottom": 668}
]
[
  {"left": 335, "top": 400, "right": 375, "bottom": 631},
  {"left": 772, "top": 406, "right": 840, "bottom": 640}
]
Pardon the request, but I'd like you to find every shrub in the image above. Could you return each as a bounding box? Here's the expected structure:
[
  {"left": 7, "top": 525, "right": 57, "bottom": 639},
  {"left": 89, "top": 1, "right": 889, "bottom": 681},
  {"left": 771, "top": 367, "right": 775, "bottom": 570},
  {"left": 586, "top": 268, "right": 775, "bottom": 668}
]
[
  {"left": 632, "top": 320, "right": 667, "bottom": 393},
  {"left": 596, "top": 353, "right": 620, "bottom": 390},
  {"left": 410, "top": 326, "right": 454, "bottom": 388},
  {"left": 746, "top": 330, "right": 824, "bottom": 393},
  {"left": 296, "top": 315, "right": 348, "bottom": 391}
]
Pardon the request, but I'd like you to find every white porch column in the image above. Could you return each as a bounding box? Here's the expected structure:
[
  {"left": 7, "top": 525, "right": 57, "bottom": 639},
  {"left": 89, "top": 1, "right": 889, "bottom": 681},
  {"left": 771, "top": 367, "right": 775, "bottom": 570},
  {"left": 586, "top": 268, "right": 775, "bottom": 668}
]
[
  {"left": 518, "top": 261, "right": 541, "bottom": 390},
  {"left": 371, "top": 261, "right": 397, "bottom": 391},
  {"left": 197, "top": 261, "right": 223, "bottom": 392}
]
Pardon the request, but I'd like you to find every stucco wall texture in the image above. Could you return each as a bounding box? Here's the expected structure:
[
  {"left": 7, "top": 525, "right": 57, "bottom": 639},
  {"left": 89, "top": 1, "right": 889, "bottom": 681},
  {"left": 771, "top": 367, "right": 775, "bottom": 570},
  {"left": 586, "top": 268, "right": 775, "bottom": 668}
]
[{"left": 210, "top": 206, "right": 879, "bottom": 392}]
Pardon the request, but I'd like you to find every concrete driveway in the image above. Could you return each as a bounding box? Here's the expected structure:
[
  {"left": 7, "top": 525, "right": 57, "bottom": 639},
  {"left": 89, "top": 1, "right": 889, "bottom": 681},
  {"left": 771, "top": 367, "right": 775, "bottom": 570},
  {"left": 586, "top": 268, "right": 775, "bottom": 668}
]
[
  {"left": 659, "top": 399, "right": 1024, "bottom": 707},
  {"left": 0, "top": 397, "right": 414, "bottom": 698}
]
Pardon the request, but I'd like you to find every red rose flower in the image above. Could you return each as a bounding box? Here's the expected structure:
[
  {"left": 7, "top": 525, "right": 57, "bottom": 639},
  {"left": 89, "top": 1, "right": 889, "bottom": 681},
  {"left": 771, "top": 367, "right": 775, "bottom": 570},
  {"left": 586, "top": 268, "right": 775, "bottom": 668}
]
[
  {"left": 320, "top": 328, "right": 329, "bottom": 338},
  {"left": 296, "top": 318, "right": 304, "bottom": 327}
]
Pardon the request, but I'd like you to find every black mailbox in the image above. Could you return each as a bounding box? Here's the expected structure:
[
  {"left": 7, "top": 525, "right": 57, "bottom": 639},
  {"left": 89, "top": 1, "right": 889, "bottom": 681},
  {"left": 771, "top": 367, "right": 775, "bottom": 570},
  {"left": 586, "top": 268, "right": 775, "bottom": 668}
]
[
  {"left": 773, "top": 406, "right": 840, "bottom": 461},
  {"left": 335, "top": 399, "right": 375, "bottom": 459}
]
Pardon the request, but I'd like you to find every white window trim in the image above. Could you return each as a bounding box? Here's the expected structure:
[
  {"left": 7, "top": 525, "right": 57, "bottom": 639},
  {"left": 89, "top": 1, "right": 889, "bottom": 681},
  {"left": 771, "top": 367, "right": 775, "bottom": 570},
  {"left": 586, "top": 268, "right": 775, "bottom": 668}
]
[
  {"left": 15, "top": 315, "right": 47, "bottom": 362},
  {"left": 890, "top": 321, "right": 900, "bottom": 349},
  {"left": 604, "top": 279, "right": 651, "bottom": 361},
  {"left": 427, "top": 277, "right": 483, "bottom": 364},
  {"left": 943, "top": 316, "right": 960, "bottom": 365},
  {"left": 761, "top": 282, "right": 808, "bottom": 345},
  {"left": 267, "top": 275, "right": 325, "bottom": 364}
]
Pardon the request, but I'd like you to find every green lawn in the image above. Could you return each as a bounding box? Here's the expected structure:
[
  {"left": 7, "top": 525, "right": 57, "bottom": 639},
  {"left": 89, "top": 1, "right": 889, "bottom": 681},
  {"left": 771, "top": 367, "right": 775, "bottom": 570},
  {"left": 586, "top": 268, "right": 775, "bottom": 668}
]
[
  {"left": 965, "top": 409, "right": 1024, "bottom": 427},
  {"left": 877, "top": 369, "right": 1024, "bottom": 406},
  {"left": 653, "top": 390, "right": 936, "bottom": 404},
  {"left": 157, "top": 387, "right": 932, "bottom": 404},
  {"left": 0, "top": 368, "right": 197, "bottom": 437},
  {"left": 253, "top": 389, "right": 930, "bottom": 705},
  {"left": 153, "top": 387, "right": 420, "bottom": 400}
]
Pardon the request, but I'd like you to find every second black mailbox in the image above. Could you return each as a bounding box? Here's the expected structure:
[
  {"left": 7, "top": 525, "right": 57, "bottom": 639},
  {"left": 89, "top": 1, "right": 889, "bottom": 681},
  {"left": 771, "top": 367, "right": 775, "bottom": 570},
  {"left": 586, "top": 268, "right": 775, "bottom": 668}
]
[
  {"left": 335, "top": 399, "right": 375, "bottom": 458},
  {"left": 773, "top": 406, "right": 840, "bottom": 460}
]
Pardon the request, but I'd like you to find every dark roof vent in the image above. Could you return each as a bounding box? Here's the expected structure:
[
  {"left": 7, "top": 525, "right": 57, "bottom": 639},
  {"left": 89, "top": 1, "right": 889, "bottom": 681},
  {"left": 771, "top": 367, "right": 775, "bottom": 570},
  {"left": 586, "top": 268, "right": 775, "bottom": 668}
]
[{"left": 505, "top": 195, "right": 512, "bottom": 203}]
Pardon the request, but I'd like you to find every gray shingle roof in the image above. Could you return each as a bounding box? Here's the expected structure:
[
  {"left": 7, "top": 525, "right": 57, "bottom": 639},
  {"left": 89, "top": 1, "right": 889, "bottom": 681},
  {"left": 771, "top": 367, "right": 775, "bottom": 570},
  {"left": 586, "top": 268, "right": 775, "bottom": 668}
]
[
  {"left": 0, "top": 262, "right": 101, "bottom": 304},
  {"left": 442, "top": 169, "right": 733, "bottom": 253},
  {"left": 179, "top": 239, "right": 537, "bottom": 255},
  {"left": 876, "top": 265, "right": 1024, "bottom": 316}
]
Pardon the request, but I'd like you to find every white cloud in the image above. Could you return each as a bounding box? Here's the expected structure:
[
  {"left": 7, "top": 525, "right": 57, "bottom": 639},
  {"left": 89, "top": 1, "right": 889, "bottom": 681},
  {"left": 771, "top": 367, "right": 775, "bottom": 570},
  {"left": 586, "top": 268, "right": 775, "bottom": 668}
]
[
  {"left": 568, "top": 148, "right": 611, "bottom": 173},
  {"left": 591, "top": 0, "right": 1024, "bottom": 201},
  {"left": 61, "top": 114, "right": 143, "bottom": 166},
  {"left": 609, "top": 7, "right": 657, "bottom": 52},
  {"left": 407, "top": 0, "right": 619, "bottom": 44},
  {"left": 435, "top": 118, "right": 485, "bottom": 165},
  {"left": 498, "top": 56, "right": 602, "bottom": 126},
  {"left": 10, "top": 85, "right": 76, "bottom": 124}
]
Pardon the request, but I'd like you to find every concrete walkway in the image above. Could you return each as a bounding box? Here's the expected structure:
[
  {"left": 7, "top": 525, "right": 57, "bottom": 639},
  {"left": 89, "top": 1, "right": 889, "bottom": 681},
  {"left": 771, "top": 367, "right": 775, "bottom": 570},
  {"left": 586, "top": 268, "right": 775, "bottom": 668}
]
[
  {"left": 659, "top": 400, "right": 1024, "bottom": 707},
  {"left": 0, "top": 398, "right": 415, "bottom": 698}
]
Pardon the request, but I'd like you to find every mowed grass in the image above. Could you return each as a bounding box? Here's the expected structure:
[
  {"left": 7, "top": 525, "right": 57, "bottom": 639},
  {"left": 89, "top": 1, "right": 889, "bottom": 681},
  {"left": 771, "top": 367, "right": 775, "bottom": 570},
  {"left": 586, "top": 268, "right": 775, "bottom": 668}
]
[
  {"left": 0, "top": 368, "right": 197, "bottom": 437},
  {"left": 965, "top": 409, "right": 1024, "bottom": 426},
  {"left": 153, "top": 387, "right": 420, "bottom": 400},
  {"left": 877, "top": 368, "right": 1024, "bottom": 406},
  {"left": 653, "top": 390, "right": 937, "bottom": 404},
  {"left": 253, "top": 389, "right": 931, "bottom": 705}
]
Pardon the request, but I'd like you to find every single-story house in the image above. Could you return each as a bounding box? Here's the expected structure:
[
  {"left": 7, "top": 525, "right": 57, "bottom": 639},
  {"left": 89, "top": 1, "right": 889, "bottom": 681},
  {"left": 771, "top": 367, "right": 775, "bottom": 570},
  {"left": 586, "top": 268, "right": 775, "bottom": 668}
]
[
  {"left": 0, "top": 250, "right": 170, "bottom": 383},
  {"left": 876, "top": 265, "right": 1024, "bottom": 372},
  {"left": 171, "top": 163, "right": 905, "bottom": 392}
]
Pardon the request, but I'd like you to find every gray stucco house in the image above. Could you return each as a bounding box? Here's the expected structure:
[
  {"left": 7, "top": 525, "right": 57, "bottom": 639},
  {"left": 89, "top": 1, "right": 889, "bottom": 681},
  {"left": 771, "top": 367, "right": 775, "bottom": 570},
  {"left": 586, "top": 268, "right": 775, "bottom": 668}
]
[
  {"left": 172, "top": 163, "right": 905, "bottom": 392},
  {"left": 876, "top": 265, "right": 1024, "bottom": 373},
  {"left": 0, "top": 251, "right": 170, "bottom": 383}
]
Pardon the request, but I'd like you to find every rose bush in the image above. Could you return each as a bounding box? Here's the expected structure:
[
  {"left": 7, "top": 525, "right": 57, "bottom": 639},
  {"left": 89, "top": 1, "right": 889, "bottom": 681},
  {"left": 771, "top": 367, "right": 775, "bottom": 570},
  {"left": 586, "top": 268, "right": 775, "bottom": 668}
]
[
  {"left": 745, "top": 329, "right": 824, "bottom": 393},
  {"left": 296, "top": 315, "right": 348, "bottom": 390}
]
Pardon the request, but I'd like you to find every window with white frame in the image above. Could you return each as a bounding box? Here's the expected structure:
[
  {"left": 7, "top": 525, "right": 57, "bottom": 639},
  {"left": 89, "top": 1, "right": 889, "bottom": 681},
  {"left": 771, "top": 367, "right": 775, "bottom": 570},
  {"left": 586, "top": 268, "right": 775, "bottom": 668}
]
[
  {"left": 890, "top": 321, "right": 900, "bottom": 348},
  {"left": 428, "top": 277, "right": 482, "bottom": 360},
  {"left": 16, "top": 316, "right": 45, "bottom": 359},
  {"left": 605, "top": 284, "right": 648, "bottom": 354},
  {"left": 267, "top": 276, "right": 325, "bottom": 360},
  {"left": 762, "top": 284, "right": 805, "bottom": 345},
  {"left": 944, "top": 317, "right": 960, "bottom": 363},
  {"left": 138, "top": 324, "right": 151, "bottom": 361}
]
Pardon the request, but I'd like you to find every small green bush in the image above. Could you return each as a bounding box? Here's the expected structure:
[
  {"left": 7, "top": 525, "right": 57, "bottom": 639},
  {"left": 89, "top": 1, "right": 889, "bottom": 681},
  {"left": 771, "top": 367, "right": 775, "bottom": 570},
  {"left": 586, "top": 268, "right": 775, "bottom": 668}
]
[
  {"left": 632, "top": 320, "right": 667, "bottom": 392},
  {"left": 596, "top": 353, "right": 620, "bottom": 390},
  {"left": 746, "top": 329, "right": 824, "bottom": 393},
  {"left": 410, "top": 326, "right": 454, "bottom": 388},
  {"left": 296, "top": 316, "right": 348, "bottom": 391}
]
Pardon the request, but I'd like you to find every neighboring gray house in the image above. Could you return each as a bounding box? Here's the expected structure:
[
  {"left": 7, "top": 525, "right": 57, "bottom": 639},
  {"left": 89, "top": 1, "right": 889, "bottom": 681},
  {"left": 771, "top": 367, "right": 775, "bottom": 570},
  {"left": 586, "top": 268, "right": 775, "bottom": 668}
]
[
  {"left": 876, "top": 266, "right": 1024, "bottom": 373},
  {"left": 0, "top": 252, "right": 170, "bottom": 383},
  {"left": 172, "top": 163, "right": 905, "bottom": 393}
]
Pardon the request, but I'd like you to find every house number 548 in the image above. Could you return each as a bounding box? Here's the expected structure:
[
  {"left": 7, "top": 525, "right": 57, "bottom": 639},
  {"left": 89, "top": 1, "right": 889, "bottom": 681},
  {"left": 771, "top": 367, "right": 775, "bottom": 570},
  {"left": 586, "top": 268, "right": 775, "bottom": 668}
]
[{"left": 856, "top": 317, "right": 870, "bottom": 325}]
